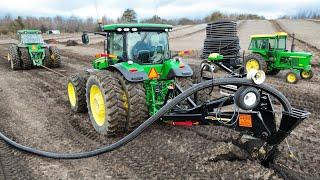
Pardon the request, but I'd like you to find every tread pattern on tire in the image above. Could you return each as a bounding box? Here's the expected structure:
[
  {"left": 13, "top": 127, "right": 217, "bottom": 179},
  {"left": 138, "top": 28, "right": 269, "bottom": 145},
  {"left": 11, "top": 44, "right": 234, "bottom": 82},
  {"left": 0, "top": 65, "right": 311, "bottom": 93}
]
[
  {"left": 115, "top": 72, "right": 149, "bottom": 132},
  {"left": 244, "top": 53, "right": 267, "bottom": 72},
  {"left": 86, "top": 71, "right": 126, "bottom": 135},
  {"left": 43, "top": 48, "right": 53, "bottom": 68},
  {"left": 8, "top": 45, "right": 21, "bottom": 70},
  {"left": 49, "top": 46, "right": 61, "bottom": 68},
  {"left": 20, "top": 48, "right": 32, "bottom": 70},
  {"left": 68, "top": 73, "right": 88, "bottom": 113}
]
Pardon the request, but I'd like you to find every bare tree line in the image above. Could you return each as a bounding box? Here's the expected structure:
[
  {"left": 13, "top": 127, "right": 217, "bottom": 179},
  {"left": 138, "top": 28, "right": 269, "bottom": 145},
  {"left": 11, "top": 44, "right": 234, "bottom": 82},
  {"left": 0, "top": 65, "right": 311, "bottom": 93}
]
[
  {"left": 280, "top": 9, "right": 320, "bottom": 19},
  {"left": 0, "top": 9, "right": 265, "bottom": 35}
]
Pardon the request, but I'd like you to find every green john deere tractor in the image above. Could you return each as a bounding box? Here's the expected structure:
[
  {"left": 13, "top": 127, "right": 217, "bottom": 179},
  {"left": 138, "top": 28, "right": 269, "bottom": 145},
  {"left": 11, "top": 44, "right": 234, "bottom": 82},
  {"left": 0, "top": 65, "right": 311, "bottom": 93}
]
[
  {"left": 244, "top": 32, "right": 313, "bottom": 84},
  {"left": 67, "top": 24, "right": 196, "bottom": 134},
  {"left": 7, "top": 30, "right": 61, "bottom": 70}
]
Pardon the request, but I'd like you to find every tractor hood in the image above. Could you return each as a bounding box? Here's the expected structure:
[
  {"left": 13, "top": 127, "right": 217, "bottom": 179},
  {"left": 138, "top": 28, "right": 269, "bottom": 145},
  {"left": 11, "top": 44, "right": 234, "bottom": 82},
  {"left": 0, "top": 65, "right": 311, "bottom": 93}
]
[{"left": 278, "top": 51, "right": 312, "bottom": 58}]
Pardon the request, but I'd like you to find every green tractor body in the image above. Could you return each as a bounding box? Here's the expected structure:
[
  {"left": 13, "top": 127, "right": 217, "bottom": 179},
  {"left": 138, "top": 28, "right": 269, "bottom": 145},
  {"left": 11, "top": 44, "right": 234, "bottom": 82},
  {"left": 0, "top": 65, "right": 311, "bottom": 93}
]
[
  {"left": 17, "top": 30, "right": 46, "bottom": 66},
  {"left": 244, "top": 32, "right": 313, "bottom": 83},
  {"left": 7, "top": 29, "right": 61, "bottom": 70},
  {"left": 91, "top": 24, "right": 192, "bottom": 116}
]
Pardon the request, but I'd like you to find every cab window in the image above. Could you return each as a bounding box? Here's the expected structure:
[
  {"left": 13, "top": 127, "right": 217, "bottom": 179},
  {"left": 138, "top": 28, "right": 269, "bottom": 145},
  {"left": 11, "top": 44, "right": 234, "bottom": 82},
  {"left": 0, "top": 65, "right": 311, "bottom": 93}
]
[{"left": 109, "top": 32, "right": 124, "bottom": 59}]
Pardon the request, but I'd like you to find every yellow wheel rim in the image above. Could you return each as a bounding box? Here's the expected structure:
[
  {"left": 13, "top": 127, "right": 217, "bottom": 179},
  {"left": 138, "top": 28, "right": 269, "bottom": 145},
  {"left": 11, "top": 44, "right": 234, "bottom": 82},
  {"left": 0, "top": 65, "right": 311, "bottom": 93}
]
[
  {"left": 67, "top": 82, "right": 77, "bottom": 107},
  {"left": 287, "top": 73, "right": 296, "bottom": 83},
  {"left": 122, "top": 92, "right": 129, "bottom": 111},
  {"left": 90, "top": 85, "right": 106, "bottom": 126},
  {"left": 301, "top": 71, "right": 310, "bottom": 79},
  {"left": 246, "top": 59, "right": 260, "bottom": 72}
]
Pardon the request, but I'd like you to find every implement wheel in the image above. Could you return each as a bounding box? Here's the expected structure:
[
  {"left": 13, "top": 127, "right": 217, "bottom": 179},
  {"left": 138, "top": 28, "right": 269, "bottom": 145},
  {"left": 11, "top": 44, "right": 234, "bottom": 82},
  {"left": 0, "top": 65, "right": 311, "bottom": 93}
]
[
  {"left": 86, "top": 71, "right": 126, "bottom": 135},
  {"left": 244, "top": 53, "right": 267, "bottom": 73},
  {"left": 300, "top": 70, "right": 313, "bottom": 80},
  {"left": 20, "top": 48, "right": 32, "bottom": 70},
  {"left": 286, "top": 71, "right": 298, "bottom": 84},
  {"left": 8, "top": 45, "right": 21, "bottom": 70},
  {"left": 49, "top": 46, "right": 61, "bottom": 68},
  {"left": 116, "top": 72, "right": 148, "bottom": 132},
  {"left": 67, "top": 73, "right": 88, "bottom": 113}
]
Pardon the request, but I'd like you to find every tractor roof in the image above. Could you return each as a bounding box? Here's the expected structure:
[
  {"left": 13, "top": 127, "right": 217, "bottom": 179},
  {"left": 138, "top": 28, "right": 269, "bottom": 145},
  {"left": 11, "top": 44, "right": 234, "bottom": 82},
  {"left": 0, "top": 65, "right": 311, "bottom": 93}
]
[
  {"left": 250, "top": 32, "right": 287, "bottom": 39},
  {"left": 102, "top": 23, "right": 173, "bottom": 32},
  {"left": 17, "top": 29, "right": 42, "bottom": 34}
]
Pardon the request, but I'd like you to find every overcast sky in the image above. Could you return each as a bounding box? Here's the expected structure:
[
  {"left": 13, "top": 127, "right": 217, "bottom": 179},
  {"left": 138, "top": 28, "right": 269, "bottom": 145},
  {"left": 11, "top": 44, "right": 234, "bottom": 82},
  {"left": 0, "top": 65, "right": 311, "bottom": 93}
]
[{"left": 0, "top": 0, "right": 319, "bottom": 20}]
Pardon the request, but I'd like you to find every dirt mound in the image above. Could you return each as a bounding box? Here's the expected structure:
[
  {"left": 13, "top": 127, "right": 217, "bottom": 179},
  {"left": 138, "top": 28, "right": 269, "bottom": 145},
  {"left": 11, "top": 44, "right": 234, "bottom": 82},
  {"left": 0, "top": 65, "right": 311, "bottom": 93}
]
[{"left": 66, "top": 40, "right": 79, "bottom": 46}]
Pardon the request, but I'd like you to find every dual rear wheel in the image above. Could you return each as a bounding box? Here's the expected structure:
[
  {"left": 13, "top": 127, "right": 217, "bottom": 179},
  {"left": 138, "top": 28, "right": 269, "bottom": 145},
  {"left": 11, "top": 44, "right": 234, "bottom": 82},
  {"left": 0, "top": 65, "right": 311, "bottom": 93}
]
[{"left": 67, "top": 71, "right": 148, "bottom": 135}]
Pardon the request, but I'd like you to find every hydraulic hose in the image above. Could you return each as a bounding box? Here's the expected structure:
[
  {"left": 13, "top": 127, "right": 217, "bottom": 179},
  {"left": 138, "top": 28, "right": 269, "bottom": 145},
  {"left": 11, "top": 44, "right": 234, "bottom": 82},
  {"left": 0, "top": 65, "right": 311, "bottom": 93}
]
[{"left": 0, "top": 78, "right": 292, "bottom": 159}]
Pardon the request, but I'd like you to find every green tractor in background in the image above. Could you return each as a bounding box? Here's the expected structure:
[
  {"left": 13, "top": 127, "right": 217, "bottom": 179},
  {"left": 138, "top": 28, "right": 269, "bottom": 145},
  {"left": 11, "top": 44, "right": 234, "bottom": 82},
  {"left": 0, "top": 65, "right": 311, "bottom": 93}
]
[
  {"left": 244, "top": 32, "right": 313, "bottom": 84},
  {"left": 7, "top": 30, "right": 61, "bottom": 70},
  {"left": 67, "top": 24, "right": 196, "bottom": 134}
]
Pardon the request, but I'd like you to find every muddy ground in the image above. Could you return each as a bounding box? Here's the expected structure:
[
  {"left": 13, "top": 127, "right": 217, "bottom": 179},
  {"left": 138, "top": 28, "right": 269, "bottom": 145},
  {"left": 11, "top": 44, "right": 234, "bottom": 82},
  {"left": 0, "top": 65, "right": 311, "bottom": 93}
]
[{"left": 0, "top": 20, "right": 319, "bottom": 179}]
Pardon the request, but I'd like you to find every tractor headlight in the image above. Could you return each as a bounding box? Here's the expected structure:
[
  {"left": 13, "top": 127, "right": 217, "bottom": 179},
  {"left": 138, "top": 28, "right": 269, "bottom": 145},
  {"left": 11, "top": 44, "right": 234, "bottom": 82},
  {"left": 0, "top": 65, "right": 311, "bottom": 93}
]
[
  {"left": 132, "top": 28, "right": 138, "bottom": 32},
  {"left": 234, "top": 86, "right": 260, "bottom": 110},
  {"left": 124, "top": 28, "right": 130, "bottom": 31},
  {"left": 117, "top": 28, "right": 122, "bottom": 32}
]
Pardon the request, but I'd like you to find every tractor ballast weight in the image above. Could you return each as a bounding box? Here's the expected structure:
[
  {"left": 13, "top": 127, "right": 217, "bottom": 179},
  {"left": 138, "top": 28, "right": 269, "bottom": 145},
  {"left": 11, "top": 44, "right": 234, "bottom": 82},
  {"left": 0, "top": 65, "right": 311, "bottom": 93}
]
[
  {"left": 65, "top": 24, "right": 310, "bottom": 164},
  {"left": 244, "top": 32, "right": 313, "bottom": 83},
  {"left": 7, "top": 29, "right": 61, "bottom": 70}
]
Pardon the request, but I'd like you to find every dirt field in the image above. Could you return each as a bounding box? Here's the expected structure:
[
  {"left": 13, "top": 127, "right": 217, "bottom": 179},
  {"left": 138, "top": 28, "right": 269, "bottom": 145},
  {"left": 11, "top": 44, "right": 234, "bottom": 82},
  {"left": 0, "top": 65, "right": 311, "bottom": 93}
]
[{"left": 0, "top": 20, "right": 319, "bottom": 179}]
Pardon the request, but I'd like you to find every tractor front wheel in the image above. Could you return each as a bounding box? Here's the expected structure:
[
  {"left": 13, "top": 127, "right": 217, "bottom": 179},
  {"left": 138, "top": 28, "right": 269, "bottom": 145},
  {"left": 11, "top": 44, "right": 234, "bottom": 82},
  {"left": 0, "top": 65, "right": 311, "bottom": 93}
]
[
  {"left": 8, "top": 45, "right": 21, "bottom": 70},
  {"left": 49, "top": 46, "right": 61, "bottom": 68},
  {"left": 20, "top": 48, "right": 33, "bottom": 70},
  {"left": 244, "top": 54, "right": 267, "bottom": 73},
  {"left": 285, "top": 71, "right": 298, "bottom": 84},
  {"left": 300, "top": 70, "right": 313, "bottom": 80},
  {"left": 116, "top": 72, "right": 148, "bottom": 132},
  {"left": 86, "top": 71, "right": 126, "bottom": 135},
  {"left": 67, "top": 73, "right": 88, "bottom": 113}
]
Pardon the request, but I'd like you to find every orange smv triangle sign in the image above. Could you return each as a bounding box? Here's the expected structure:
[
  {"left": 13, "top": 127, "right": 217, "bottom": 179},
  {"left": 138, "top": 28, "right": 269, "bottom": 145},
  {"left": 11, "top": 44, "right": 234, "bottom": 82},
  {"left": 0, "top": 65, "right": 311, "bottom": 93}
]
[{"left": 148, "top": 68, "right": 159, "bottom": 79}]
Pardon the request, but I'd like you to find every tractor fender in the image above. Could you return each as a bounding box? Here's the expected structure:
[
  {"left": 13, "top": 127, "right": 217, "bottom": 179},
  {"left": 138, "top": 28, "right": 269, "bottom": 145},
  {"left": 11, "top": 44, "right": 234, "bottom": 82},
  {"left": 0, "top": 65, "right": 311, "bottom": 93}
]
[
  {"left": 109, "top": 64, "right": 148, "bottom": 82},
  {"left": 167, "top": 64, "right": 193, "bottom": 79}
]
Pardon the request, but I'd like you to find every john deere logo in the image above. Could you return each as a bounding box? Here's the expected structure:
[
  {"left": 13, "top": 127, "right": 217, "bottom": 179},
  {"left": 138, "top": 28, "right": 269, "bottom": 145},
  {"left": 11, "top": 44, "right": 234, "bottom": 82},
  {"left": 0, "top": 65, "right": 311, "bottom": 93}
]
[
  {"left": 148, "top": 68, "right": 159, "bottom": 79},
  {"left": 31, "top": 45, "right": 37, "bottom": 50}
]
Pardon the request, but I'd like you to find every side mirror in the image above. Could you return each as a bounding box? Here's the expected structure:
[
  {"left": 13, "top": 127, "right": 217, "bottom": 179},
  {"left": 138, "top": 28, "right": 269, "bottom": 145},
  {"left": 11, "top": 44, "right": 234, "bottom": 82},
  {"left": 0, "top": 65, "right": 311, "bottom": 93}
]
[{"left": 82, "top": 33, "right": 90, "bottom": 45}]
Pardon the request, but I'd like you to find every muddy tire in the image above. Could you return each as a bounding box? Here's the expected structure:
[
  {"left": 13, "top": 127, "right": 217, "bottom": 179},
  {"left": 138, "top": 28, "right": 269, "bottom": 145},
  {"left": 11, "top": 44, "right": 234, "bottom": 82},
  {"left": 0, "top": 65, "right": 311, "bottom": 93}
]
[
  {"left": 67, "top": 73, "right": 88, "bottom": 113},
  {"left": 49, "top": 46, "right": 61, "bottom": 68},
  {"left": 20, "top": 48, "right": 32, "bottom": 70},
  {"left": 8, "top": 45, "right": 21, "bottom": 70},
  {"left": 86, "top": 71, "right": 126, "bottom": 135},
  {"left": 285, "top": 71, "right": 298, "bottom": 84},
  {"left": 300, "top": 70, "right": 313, "bottom": 79},
  {"left": 43, "top": 48, "right": 53, "bottom": 68},
  {"left": 244, "top": 53, "right": 267, "bottom": 72},
  {"left": 115, "top": 72, "right": 148, "bottom": 132}
]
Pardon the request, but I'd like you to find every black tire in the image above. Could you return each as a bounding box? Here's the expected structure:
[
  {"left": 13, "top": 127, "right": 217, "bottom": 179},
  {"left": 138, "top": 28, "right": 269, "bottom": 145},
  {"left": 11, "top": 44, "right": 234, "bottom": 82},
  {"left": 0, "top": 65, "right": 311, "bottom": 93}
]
[
  {"left": 19, "top": 48, "right": 32, "bottom": 70},
  {"left": 86, "top": 71, "right": 126, "bottom": 135},
  {"left": 49, "top": 46, "right": 61, "bottom": 68},
  {"left": 285, "top": 71, "right": 298, "bottom": 84},
  {"left": 243, "top": 53, "right": 267, "bottom": 72},
  {"left": 115, "top": 72, "right": 149, "bottom": 132},
  {"left": 43, "top": 48, "right": 53, "bottom": 68},
  {"left": 67, "top": 73, "right": 88, "bottom": 113},
  {"left": 266, "top": 69, "right": 280, "bottom": 75},
  {"left": 8, "top": 45, "right": 21, "bottom": 70},
  {"left": 300, "top": 70, "right": 313, "bottom": 80},
  {"left": 234, "top": 86, "right": 261, "bottom": 110}
]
